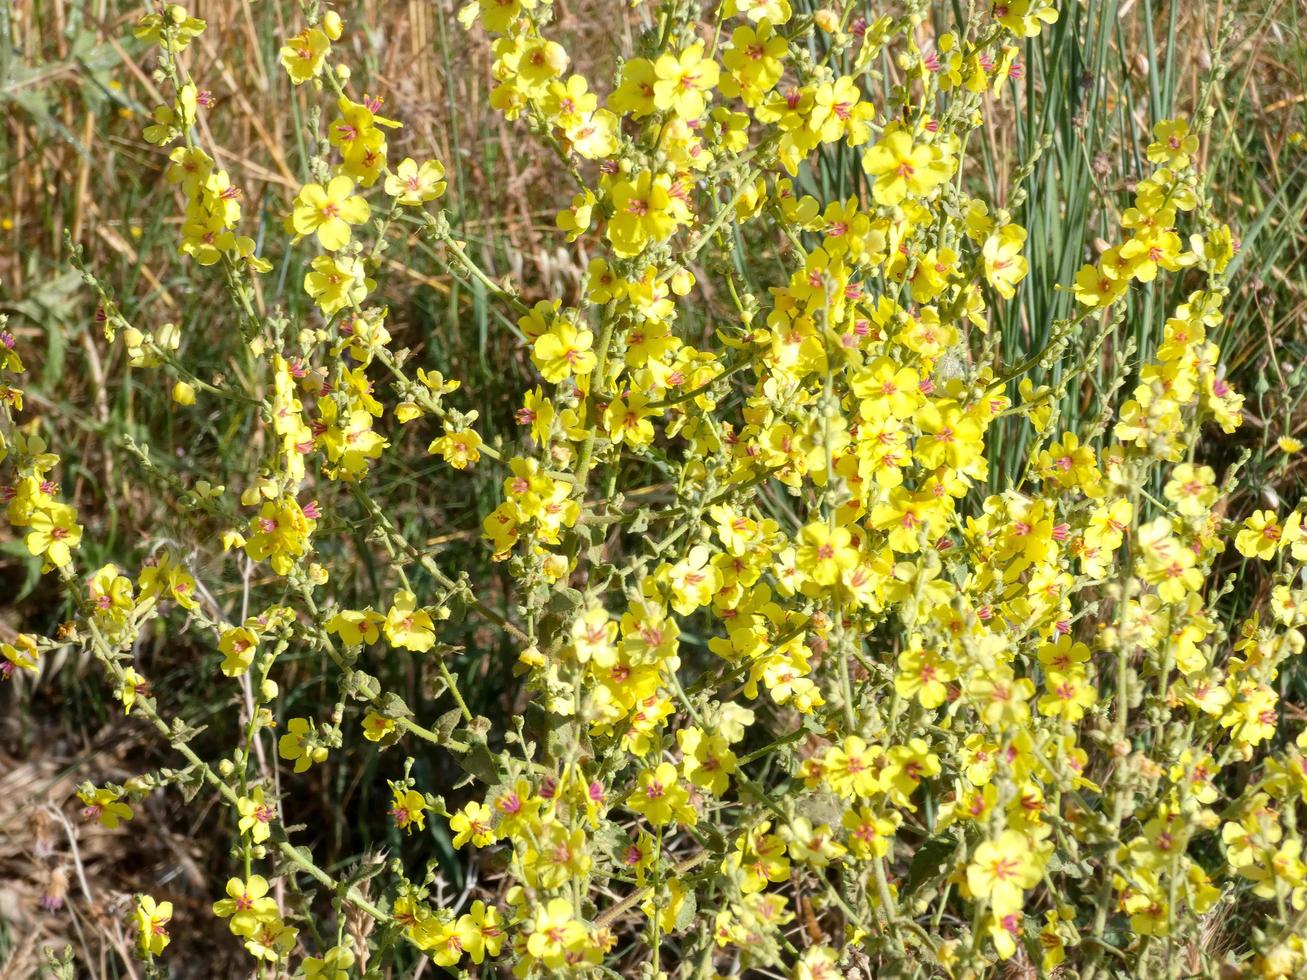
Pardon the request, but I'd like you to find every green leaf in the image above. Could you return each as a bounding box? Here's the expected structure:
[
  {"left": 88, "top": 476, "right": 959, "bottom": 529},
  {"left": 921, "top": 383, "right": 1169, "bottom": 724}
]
[
  {"left": 902, "top": 834, "right": 958, "bottom": 900},
  {"left": 434, "top": 707, "right": 462, "bottom": 742},
  {"left": 343, "top": 670, "right": 381, "bottom": 701}
]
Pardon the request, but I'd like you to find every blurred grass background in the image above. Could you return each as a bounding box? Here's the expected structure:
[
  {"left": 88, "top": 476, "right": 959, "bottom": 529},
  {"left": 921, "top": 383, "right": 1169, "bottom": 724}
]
[{"left": 1, "top": 0, "right": 1305, "bottom": 974}]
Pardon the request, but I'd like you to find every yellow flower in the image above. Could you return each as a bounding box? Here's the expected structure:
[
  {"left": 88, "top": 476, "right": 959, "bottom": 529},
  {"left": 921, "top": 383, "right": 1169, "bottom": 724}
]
[
  {"left": 871, "top": 488, "right": 939, "bottom": 554},
  {"left": 721, "top": 22, "right": 787, "bottom": 106},
  {"left": 25, "top": 502, "right": 83, "bottom": 568},
  {"left": 611, "top": 58, "right": 659, "bottom": 118},
  {"left": 218, "top": 626, "right": 259, "bottom": 677},
  {"left": 236, "top": 787, "right": 275, "bottom": 843},
  {"left": 457, "top": 900, "right": 505, "bottom": 964},
  {"left": 304, "top": 254, "right": 372, "bottom": 316},
  {"left": 88, "top": 562, "right": 135, "bottom": 623},
  {"left": 1235, "top": 510, "right": 1283, "bottom": 561},
  {"left": 1162, "top": 463, "right": 1217, "bottom": 517},
  {"left": 626, "top": 761, "right": 695, "bottom": 827},
  {"left": 325, "top": 608, "right": 385, "bottom": 646},
  {"left": 278, "top": 717, "right": 328, "bottom": 773},
  {"left": 782, "top": 816, "right": 847, "bottom": 867},
  {"left": 361, "top": 711, "right": 397, "bottom": 742},
  {"left": 514, "top": 37, "right": 569, "bottom": 93},
  {"left": 243, "top": 916, "right": 298, "bottom": 961},
  {"left": 280, "top": 27, "right": 330, "bottom": 85},
  {"left": 429, "top": 426, "right": 483, "bottom": 469},
  {"left": 134, "top": 895, "right": 173, "bottom": 956},
  {"left": 606, "top": 171, "right": 683, "bottom": 257},
  {"left": 678, "top": 725, "right": 738, "bottom": 795},
  {"left": 663, "top": 544, "right": 723, "bottom": 614},
  {"left": 244, "top": 497, "right": 317, "bottom": 576},
  {"left": 1072, "top": 262, "right": 1128, "bottom": 308},
  {"left": 517, "top": 387, "right": 557, "bottom": 445},
  {"left": 862, "top": 128, "right": 954, "bottom": 205},
  {"left": 525, "top": 898, "right": 588, "bottom": 969},
  {"left": 383, "top": 589, "right": 437, "bottom": 651},
  {"left": 292, "top": 176, "right": 371, "bottom": 251},
  {"left": 883, "top": 738, "right": 941, "bottom": 806},
  {"left": 117, "top": 667, "right": 147, "bottom": 715},
  {"left": 796, "top": 522, "right": 859, "bottom": 587},
  {"left": 449, "top": 800, "right": 497, "bottom": 848},
  {"left": 853, "top": 357, "right": 921, "bottom": 420},
  {"left": 722, "top": 822, "right": 791, "bottom": 893},
  {"left": 213, "top": 875, "right": 279, "bottom": 937},
  {"left": 724, "top": 0, "right": 793, "bottom": 25},
  {"left": 653, "top": 43, "right": 720, "bottom": 120},
  {"left": 303, "top": 945, "right": 356, "bottom": 980},
  {"left": 389, "top": 784, "right": 429, "bottom": 833},
  {"left": 384, "top": 157, "right": 447, "bottom": 205},
  {"left": 1, "top": 634, "right": 41, "bottom": 675},
  {"left": 315, "top": 400, "right": 385, "bottom": 479},
  {"left": 556, "top": 189, "right": 596, "bottom": 241},
  {"left": 982, "top": 224, "right": 1029, "bottom": 299},
  {"left": 603, "top": 391, "right": 656, "bottom": 447},
  {"left": 134, "top": 7, "right": 207, "bottom": 51},
  {"left": 328, "top": 95, "right": 400, "bottom": 186},
  {"left": 811, "top": 75, "right": 873, "bottom": 145},
  {"left": 78, "top": 786, "right": 134, "bottom": 829},
  {"left": 966, "top": 830, "right": 1042, "bottom": 915},
  {"left": 179, "top": 207, "right": 235, "bottom": 265},
  {"left": 523, "top": 821, "right": 592, "bottom": 888},
  {"left": 997, "top": 0, "right": 1059, "bottom": 38},
  {"left": 895, "top": 642, "right": 955, "bottom": 708},
  {"left": 416, "top": 917, "right": 473, "bottom": 966},
  {"left": 842, "top": 806, "right": 899, "bottom": 860},
  {"left": 532, "top": 320, "right": 596, "bottom": 383},
  {"left": 968, "top": 671, "right": 1036, "bottom": 728},
  {"left": 1037, "top": 670, "right": 1098, "bottom": 722},
  {"left": 915, "top": 399, "right": 983, "bottom": 470},
  {"left": 1148, "top": 118, "right": 1199, "bottom": 170}
]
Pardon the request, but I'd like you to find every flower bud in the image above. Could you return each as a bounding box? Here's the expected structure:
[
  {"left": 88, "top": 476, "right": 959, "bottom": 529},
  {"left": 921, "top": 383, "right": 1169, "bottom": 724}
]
[
  {"left": 218, "top": 758, "right": 235, "bottom": 777},
  {"left": 157, "top": 321, "right": 181, "bottom": 350},
  {"left": 260, "top": 678, "right": 279, "bottom": 702},
  {"left": 171, "top": 381, "right": 196, "bottom": 405},
  {"left": 518, "top": 646, "right": 545, "bottom": 669},
  {"left": 814, "top": 9, "right": 839, "bottom": 32},
  {"left": 335, "top": 63, "right": 351, "bottom": 83},
  {"left": 322, "top": 11, "right": 344, "bottom": 40}
]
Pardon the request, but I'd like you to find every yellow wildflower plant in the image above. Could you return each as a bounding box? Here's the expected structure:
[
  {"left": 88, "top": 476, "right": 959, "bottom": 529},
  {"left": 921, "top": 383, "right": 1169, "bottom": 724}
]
[{"left": 4, "top": 2, "right": 1305, "bottom": 978}]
